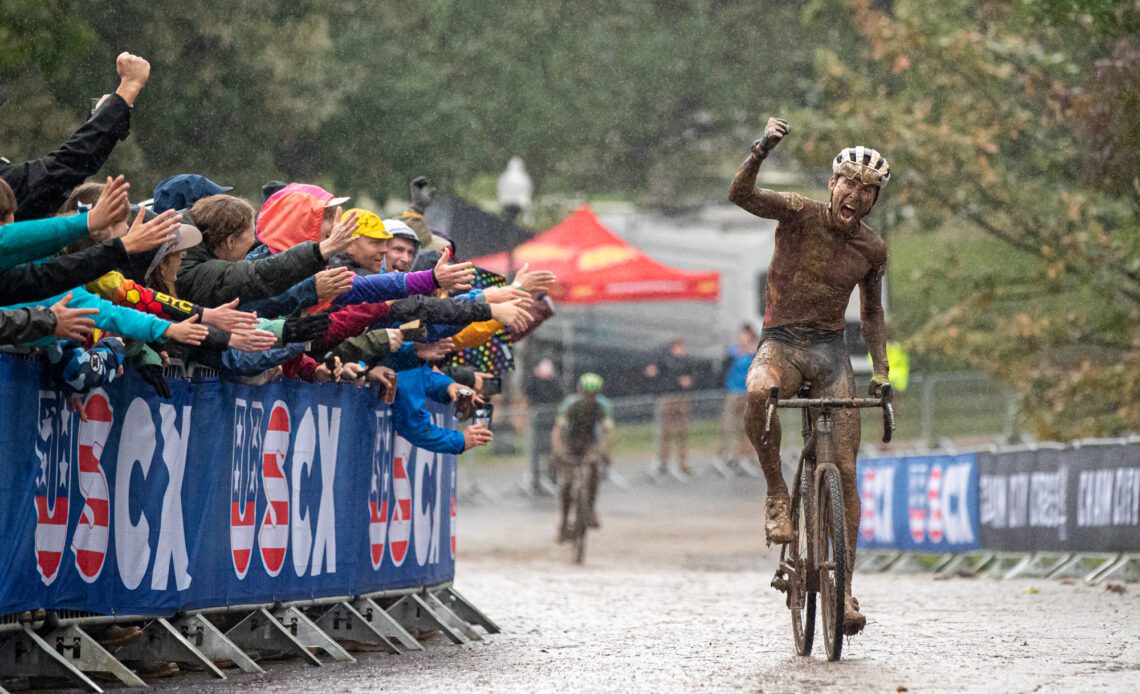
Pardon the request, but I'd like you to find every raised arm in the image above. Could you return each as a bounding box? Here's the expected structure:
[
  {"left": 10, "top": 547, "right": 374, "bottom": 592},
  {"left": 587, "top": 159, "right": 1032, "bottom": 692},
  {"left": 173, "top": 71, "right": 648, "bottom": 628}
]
[
  {"left": 728, "top": 117, "right": 794, "bottom": 220},
  {"left": 0, "top": 54, "right": 148, "bottom": 220}
]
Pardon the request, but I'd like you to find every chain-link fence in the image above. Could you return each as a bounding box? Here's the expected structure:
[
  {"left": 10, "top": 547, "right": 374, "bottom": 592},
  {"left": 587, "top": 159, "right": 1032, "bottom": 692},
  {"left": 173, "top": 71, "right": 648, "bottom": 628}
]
[{"left": 470, "top": 371, "right": 1019, "bottom": 495}]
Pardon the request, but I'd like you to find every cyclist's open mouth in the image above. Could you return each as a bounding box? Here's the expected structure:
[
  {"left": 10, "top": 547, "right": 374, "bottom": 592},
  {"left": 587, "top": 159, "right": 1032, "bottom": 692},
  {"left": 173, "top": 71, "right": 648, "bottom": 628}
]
[{"left": 838, "top": 203, "right": 858, "bottom": 222}]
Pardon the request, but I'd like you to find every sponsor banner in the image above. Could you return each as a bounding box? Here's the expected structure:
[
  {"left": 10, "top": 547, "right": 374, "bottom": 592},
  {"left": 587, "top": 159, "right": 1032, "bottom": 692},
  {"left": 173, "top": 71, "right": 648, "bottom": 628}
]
[
  {"left": 0, "top": 354, "right": 457, "bottom": 616},
  {"left": 857, "top": 454, "right": 980, "bottom": 552},
  {"left": 980, "top": 442, "right": 1140, "bottom": 552}
]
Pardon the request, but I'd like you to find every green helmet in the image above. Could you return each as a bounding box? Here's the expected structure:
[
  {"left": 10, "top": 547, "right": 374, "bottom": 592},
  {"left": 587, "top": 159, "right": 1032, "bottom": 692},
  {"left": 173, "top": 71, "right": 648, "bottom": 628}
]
[{"left": 578, "top": 372, "right": 604, "bottom": 393}]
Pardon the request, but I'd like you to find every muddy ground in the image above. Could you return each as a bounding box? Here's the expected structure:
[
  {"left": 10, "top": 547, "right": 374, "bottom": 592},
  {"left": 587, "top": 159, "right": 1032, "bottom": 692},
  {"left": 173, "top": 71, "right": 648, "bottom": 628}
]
[{"left": 150, "top": 458, "right": 1139, "bottom": 693}]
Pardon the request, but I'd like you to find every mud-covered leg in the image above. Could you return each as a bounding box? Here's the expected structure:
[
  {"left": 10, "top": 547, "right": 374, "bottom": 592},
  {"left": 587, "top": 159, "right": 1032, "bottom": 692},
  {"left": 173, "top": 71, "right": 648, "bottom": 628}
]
[{"left": 744, "top": 342, "right": 803, "bottom": 544}]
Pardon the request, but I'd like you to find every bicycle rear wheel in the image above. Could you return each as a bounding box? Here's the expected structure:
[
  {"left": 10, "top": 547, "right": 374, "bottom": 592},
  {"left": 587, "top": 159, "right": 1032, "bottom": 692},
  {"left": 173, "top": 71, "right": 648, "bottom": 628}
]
[
  {"left": 572, "top": 464, "right": 589, "bottom": 564},
  {"left": 790, "top": 461, "right": 816, "bottom": 656},
  {"left": 815, "top": 466, "right": 847, "bottom": 661}
]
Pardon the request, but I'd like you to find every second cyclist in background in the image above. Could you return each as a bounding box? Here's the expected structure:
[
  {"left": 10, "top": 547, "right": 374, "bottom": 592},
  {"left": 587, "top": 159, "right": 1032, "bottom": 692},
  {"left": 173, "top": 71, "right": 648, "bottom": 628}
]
[{"left": 551, "top": 373, "right": 615, "bottom": 542}]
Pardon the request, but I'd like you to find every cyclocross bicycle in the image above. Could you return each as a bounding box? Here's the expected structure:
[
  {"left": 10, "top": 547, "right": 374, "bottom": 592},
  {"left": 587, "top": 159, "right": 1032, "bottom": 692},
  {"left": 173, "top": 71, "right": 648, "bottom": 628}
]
[{"left": 767, "top": 383, "right": 894, "bottom": 661}]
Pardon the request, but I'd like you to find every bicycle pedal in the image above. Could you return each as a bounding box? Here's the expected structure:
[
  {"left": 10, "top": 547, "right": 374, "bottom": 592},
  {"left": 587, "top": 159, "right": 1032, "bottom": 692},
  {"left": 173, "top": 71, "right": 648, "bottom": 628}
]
[{"left": 770, "top": 574, "right": 790, "bottom": 593}]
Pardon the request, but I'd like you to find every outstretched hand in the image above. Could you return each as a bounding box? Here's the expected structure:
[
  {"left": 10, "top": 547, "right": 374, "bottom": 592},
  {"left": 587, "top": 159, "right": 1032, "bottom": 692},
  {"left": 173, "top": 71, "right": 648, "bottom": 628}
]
[
  {"left": 87, "top": 176, "right": 131, "bottom": 240},
  {"left": 164, "top": 314, "right": 209, "bottom": 346},
  {"left": 433, "top": 247, "right": 475, "bottom": 292},
  {"left": 318, "top": 208, "right": 360, "bottom": 259},
  {"left": 463, "top": 424, "right": 493, "bottom": 451},
  {"left": 490, "top": 299, "right": 533, "bottom": 333},
  {"left": 49, "top": 292, "right": 99, "bottom": 341},
  {"left": 512, "top": 263, "right": 557, "bottom": 294},
  {"left": 120, "top": 208, "right": 180, "bottom": 254},
  {"left": 201, "top": 298, "right": 260, "bottom": 332},
  {"left": 414, "top": 338, "right": 456, "bottom": 363}
]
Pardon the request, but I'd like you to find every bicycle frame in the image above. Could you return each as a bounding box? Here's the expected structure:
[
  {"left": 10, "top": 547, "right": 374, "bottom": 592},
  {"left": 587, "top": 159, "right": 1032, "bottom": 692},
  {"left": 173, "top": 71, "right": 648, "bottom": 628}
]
[{"left": 768, "top": 383, "right": 894, "bottom": 660}]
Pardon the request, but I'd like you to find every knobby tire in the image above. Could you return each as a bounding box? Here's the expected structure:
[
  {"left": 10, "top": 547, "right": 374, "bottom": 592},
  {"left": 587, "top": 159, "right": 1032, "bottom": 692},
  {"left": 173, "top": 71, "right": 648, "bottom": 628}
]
[
  {"left": 816, "top": 466, "right": 847, "bottom": 661},
  {"left": 572, "top": 463, "right": 589, "bottom": 564}
]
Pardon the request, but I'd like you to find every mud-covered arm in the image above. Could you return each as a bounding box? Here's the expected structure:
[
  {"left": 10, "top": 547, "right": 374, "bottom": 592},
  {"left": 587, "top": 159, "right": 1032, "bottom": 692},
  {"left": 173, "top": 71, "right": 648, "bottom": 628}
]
[
  {"left": 728, "top": 117, "right": 796, "bottom": 222},
  {"left": 728, "top": 154, "right": 800, "bottom": 223},
  {"left": 859, "top": 259, "right": 889, "bottom": 380}
]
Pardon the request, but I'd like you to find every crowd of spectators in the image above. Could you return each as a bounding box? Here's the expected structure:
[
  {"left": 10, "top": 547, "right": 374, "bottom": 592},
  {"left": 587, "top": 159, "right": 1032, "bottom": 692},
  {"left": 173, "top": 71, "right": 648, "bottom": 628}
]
[{"left": 0, "top": 52, "right": 557, "bottom": 455}]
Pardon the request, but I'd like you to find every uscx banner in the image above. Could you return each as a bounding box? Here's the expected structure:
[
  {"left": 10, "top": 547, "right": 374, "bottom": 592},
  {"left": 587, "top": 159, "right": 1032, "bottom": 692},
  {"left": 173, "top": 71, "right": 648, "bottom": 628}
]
[
  {"left": 0, "top": 355, "right": 457, "bottom": 616},
  {"left": 856, "top": 454, "right": 980, "bottom": 552}
]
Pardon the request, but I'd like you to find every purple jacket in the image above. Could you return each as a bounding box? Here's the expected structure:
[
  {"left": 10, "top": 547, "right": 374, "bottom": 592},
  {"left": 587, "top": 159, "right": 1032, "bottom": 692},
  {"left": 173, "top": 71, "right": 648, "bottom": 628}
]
[{"left": 333, "top": 269, "right": 438, "bottom": 306}]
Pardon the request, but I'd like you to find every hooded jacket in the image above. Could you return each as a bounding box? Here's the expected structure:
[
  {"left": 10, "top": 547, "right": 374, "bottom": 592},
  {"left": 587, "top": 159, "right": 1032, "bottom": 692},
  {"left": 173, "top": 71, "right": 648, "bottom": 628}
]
[
  {"left": 256, "top": 186, "right": 328, "bottom": 254},
  {"left": 0, "top": 95, "right": 131, "bottom": 221}
]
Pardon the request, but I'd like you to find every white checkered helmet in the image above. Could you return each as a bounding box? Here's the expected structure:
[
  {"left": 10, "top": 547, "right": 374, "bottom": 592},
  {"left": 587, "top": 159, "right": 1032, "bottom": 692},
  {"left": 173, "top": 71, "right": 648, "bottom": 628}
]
[{"left": 833, "top": 146, "right": 891, "bottom": 189}]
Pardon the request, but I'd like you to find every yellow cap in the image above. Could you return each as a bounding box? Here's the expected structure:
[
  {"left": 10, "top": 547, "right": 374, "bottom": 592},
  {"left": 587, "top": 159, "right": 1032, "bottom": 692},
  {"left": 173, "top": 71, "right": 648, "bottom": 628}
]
[{"left": 344, "top": 208, "right": 391, "bottom": 239}]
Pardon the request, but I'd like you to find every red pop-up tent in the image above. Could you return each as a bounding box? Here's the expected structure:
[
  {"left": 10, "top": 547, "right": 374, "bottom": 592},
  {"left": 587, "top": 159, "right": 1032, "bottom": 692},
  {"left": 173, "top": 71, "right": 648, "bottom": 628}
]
[{"left": 470, "top": 206, "right": 719, "bottom": 304}]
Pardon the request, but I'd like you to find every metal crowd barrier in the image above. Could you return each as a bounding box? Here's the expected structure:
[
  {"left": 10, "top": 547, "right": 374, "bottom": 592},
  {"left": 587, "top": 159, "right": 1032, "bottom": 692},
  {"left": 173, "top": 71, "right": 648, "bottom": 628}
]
[
  {"left": 0, "top": 582, "right": 499, "bottom": 691},
  {"left": 854, "top": 437, "right": 1140, "bottom": 584},
  {"left": 0, "top": 352, "right": 501, "bottom": 691}
]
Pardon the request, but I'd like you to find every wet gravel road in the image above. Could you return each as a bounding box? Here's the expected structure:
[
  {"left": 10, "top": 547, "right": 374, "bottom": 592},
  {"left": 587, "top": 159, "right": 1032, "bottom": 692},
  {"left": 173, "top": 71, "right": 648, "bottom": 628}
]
[{"left": 160, "top": 463, "right": 1140, "bottom": 693}]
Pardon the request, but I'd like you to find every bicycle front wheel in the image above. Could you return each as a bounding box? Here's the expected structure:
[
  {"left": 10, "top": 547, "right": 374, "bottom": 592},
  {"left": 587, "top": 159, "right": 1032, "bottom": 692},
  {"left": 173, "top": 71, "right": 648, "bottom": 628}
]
[
  {"left": 572, "top": 465, "right": 589, "bottom": 564},
  {"left": 815, "top": 466, "right": 847, "bottom": 662}
]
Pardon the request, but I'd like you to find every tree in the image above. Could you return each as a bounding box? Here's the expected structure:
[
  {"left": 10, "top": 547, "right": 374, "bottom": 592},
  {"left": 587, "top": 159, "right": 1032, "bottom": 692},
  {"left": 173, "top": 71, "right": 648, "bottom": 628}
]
[{"left": 797, "top": 0, "right": 1140, "bottom": 439}]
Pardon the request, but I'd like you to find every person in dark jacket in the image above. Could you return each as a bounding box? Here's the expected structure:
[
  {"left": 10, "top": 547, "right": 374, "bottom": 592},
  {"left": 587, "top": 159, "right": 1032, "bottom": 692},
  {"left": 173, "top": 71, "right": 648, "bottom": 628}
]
[
  {"left": 0, "top": 52, "right": 149, "bottom": 220},
  {"left": 176, "top": 194, "right": 358, "bottom": 307},
  {"left": 648, "top": 338, "right": 697, "bottom": 476}
]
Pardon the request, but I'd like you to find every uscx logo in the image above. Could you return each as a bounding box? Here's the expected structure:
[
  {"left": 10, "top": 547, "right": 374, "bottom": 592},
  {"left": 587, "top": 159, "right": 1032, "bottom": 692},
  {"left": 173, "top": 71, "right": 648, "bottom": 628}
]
[
  {"left": 230, "top": 400, "right": 263, "bottom": 579},
  {"left": 228, "top": 399, "right": 341, "bottom": 580},
  {"left": 73, "top": 391, "right": 113, "bottom": 582},
  {"left": 259, "top": 402, "right": 291, "bottom": 577},
  {"left": 389, "top": 438, "right": 413, "bottom": 567},
  {"left": 369, "top": 410, "right": 391, "bottom": 570},
  {"left": 34, "top": 390, "right": 75, "bottom": 585}
]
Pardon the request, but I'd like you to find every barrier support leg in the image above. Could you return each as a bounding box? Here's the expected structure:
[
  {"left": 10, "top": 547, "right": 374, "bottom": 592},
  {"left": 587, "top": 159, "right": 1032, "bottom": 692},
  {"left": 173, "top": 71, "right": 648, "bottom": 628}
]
[
  {"left": 43, "top": 625, "right": 146, "bottom": 688},
  {"left": 387, "top": 594, "right": 468, "bottom": 644},
  {"left": 855, "top": 550, "right": 901, "bottom": 573},
  {"left": 314, "top": 602, "right": 400, "bottom": 655},
  {"left": 0, "top": 625, "right": 105, "bottom": 693},
  {"left": 114, "top": 617, "right": 226, "bottom": 679},
  {"left": 1005, "top": 552, "right": 1072, "bottom": 580},
  {"left": 269, "top": 606, "right": 354, "bottom": 663},
  {"left": 981, "top": 552, "right": 1031, "bottom": 579},
  {"left": 1085, "top": 554, "right": 1140, "bottom": 584},
  {"left": 225, "top": 608, "right": 321, "bottom": 667},
  {"left": 432, "top": 587, "right": 501, "bottom": 634},
  {"left": 1046, "top": 553, "right": 1120, "bottom": 582},
  {"left": 422, "top": 593, "right": 482, "bottom": 642},
  {"left": 168, "top": 613, "right": 263, "bottom": 674},
  {"left": 350, "top": 599, "right": 423, "bottom": 652}
]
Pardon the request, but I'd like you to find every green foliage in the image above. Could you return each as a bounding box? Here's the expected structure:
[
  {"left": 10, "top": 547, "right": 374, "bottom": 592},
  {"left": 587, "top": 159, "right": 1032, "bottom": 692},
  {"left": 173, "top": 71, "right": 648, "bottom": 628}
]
[
  {"left": 798, "top": 0, "right": 1140, "bottom": 439},
  {"left": 0, "top": 0, "right": 817, "bottom": 204}
]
